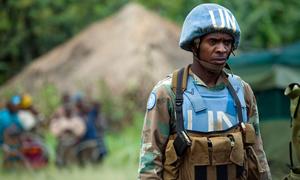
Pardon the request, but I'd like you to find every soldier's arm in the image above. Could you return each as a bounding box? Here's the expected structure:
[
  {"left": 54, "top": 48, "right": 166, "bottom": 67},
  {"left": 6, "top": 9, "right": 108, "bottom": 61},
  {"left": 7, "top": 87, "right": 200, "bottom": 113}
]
[
  {"left": 243, "top": 81, "right": 272, "bottom": 180},
  {"left": 138, "top": 79, "right": 175, "bottom": 180}
]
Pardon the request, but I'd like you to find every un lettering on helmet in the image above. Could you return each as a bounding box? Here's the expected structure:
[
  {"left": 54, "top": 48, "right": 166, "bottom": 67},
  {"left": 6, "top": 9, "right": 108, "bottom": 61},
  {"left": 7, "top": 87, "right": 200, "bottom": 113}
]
[
  {"left": 179, "top": 3, "right": 241, "bottom": 52},
  {"left": 209, "top": 8, "right": 237, "bottom": 32}
]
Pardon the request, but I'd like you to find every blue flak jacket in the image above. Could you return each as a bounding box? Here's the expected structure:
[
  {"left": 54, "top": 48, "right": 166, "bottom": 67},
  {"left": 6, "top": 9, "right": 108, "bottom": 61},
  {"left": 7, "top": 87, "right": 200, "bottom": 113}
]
[{"left": 182, "top": 75, "right": 247, "bottom": 133}]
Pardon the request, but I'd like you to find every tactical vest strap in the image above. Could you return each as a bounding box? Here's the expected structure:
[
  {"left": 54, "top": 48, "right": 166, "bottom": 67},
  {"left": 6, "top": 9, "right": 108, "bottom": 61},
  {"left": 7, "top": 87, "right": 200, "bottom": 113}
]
[
  {"left": 175, "top": 67, "right": 185, "bottom": 132},
  {"left": 171, "top": 64, "right": 191, "bottom": 133},
  {"left": 195, "top": 164, "right": 240, "bottom": 180},
  {"left": 224, "top": 77, "right": 245, "bottom": 131},
  {"left": 171, "top": 64, "right": 190, "bottom": 93},
  {"left": 195, "top": 166, "right": 207, "bottom": 180},
  {"left": 171, "top": 65, "right": 191, "bottom": 156}
]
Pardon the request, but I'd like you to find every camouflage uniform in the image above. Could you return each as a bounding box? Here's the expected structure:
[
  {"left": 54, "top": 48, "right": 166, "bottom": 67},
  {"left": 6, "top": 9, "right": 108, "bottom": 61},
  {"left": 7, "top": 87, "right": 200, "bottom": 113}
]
[{"left": 138, "top": 71, "right": 272, "bottom": 179}]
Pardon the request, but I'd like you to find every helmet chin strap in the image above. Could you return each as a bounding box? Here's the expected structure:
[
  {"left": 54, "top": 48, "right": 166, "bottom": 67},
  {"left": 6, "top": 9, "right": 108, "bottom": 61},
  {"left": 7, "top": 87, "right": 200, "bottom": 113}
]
[
  {"left": 192, "top": 41, "right": 233, "bottom": 74},
  {"left": 193, "top": 55, "right": 226, "bottom": 74}
]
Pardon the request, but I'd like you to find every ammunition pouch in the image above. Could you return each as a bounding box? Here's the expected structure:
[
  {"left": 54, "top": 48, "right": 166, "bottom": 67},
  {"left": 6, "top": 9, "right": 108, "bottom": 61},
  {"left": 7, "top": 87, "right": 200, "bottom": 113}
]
[
  {"left": 244, "top": 146, "right": 264, "bottom": 180},
  {"left": 163, "top": 124, "right": 262, "bottom": 180},
  {"left": 244, "top": 123, "right": 256, "bottom": 145},
  {"left": 189, "top": 131, "right": 244, "bottom": 166},
  {"left": 164, "top": 138, "right": 180, "bottom": 180},
  {"left": 173, "top": 131, "right": 191, "bottom": 157}
]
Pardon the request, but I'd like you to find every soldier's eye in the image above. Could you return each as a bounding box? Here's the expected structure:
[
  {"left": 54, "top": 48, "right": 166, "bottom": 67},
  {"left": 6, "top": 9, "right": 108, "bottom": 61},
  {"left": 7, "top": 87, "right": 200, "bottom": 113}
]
[
  {"left": 224, "top": 40, "right": 232, "bottom": 46},
  {"left": 209, "top": 39, "right": 217, "bottom": 45}
]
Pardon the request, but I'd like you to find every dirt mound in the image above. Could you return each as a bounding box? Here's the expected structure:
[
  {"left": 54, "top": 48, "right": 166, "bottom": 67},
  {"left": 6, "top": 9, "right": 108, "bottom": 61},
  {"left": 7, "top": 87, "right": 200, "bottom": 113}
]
[{"left": 0, "top": 3, "right": 190, "bottom": 99}]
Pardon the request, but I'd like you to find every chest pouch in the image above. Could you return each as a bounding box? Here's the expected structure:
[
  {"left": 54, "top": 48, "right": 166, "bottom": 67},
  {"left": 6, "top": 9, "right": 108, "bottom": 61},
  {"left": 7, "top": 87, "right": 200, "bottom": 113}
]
[
  {"left": 244, "top": 123, "right": 256, "bottom": 145},
  {"left": 189, "top": 131, "right": 244, "bottom": 167}
]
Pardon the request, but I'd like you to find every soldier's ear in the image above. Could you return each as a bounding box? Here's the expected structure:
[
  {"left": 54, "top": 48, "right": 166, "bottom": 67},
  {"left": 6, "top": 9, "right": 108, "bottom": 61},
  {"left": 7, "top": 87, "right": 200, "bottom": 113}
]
[
  {"left": 191, "top": 46, "right": 198, "bottom": 57},
  {"left": 192, "top": 38, "right": 201, "bottom": 57}
]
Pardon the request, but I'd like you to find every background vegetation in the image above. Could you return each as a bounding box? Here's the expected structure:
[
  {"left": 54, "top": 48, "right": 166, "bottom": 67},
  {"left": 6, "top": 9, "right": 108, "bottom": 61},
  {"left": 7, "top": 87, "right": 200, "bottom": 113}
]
[
  {"left": 0, "top": 83, "right": 143, "bottom": 179},
  {"left": 1, "top": 0, "right": 300, "bottom": 84},
  {"left": 0, "top": 0, "right": 299, "bottom": 179}
]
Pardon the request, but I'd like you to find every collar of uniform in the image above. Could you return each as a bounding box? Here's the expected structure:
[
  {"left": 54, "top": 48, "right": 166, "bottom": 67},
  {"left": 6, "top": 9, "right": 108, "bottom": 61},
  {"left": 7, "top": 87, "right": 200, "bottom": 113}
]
[{"left": 189, "top": 68, "right": 228, "bottom": 90}]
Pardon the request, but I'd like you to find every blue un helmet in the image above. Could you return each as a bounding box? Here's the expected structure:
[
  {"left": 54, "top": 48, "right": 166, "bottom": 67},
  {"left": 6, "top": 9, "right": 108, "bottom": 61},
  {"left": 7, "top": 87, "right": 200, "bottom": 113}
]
[{"left": 179, "top": 3, "right": 241, "bottom": 52}]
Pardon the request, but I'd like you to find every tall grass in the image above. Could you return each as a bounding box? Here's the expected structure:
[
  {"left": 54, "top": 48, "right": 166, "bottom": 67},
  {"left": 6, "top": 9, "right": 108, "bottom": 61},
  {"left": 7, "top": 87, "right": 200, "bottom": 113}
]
[
  {"left": 0, "top": 112, "right": 144, "bottom": 180},
  {"left": 0, "top": 82, "right": 145, "bottom": 180},
  {"left": 1, "top": 82, "right": 292, "bottom": 180}
]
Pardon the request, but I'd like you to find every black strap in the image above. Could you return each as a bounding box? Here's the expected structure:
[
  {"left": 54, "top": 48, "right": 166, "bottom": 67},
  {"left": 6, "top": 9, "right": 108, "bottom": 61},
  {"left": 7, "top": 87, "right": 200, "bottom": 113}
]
[
  {"left": 195, "top": 166, "right": 207, "bottom": 180},
  {"left": 217, "top": 165, "right": 228, "bottom": 180},
  {"left": 175, "top": 67, "right": 185, "bottom": 133},
  {"left": 290, "top": 141, "right": 294, "bottom": 168},
  {"left": 225, "top": 77, "right": 244, "bottom": 125},
  {"left": 289, "top": 96, "right": 300, "bottom": 168},
  {"left": 294, "top": 98, "right": 300, "bottom": 119}
]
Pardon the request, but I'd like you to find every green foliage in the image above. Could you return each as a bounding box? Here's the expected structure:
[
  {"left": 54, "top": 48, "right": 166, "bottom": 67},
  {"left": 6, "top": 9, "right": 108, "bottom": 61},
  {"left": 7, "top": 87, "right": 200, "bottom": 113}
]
[
  {"left": 97, "top": 79, "right": 146, "bottom": 130},
  {"left": 134, "top": 0, "right": 300, "bottom": 50},
  {"left": 97, "top": 80, "right": 126, "bottom": 126},
  {"left": 104, "top": 111, "right": 143, "bottom": 166},
  {"left": 1, "top": 0, "right": 300, "bottom": 84},
  {"left": 34, "top": 83, "right": 60, "bottom": 118},
  {"left": 0, "top": 0, "right": 129, "bottom": 84}
]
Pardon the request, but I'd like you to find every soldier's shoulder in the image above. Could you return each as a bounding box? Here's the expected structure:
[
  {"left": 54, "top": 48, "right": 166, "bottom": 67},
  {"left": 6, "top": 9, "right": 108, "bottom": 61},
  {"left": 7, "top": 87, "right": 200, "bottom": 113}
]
[
  {"left": 152, "top": 74, "right": 173, "bottom": 92},
  {"left": 228, "top": 73, "right": 251, "bottom": 88},
  {"left": 228, "top": 73, "right": 255, "bottom": 101}
]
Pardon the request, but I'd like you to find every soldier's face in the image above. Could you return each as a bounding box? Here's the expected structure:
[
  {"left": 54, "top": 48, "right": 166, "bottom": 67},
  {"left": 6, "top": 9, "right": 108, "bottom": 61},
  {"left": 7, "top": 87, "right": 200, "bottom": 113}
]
[{"left": 198, "top": 32, "right": 233, "bottom": 65}]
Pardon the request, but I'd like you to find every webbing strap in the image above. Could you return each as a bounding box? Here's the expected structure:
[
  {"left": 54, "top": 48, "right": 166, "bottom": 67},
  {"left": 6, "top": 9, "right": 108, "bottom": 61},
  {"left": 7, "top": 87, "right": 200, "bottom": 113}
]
[
  {"left": 217, "top": 165, "right": 228, "bottom": 180},
  {"left": 195, "top": 165, "right": 234, "bottom": 180},
  {"left": 171, "top": 65, "right": 190, "bottom": 93},
  {"left": 195, "top": 166, "right": 207, "bottom": 180},
  {"left": 172, "top": 65, "right": 191, "bottom": 133},
  {"left": 290, "top": 141, "right": 294, "bottom": 168},
  {"left": 294, "top": 98, "right": 300, "bottom": 119},
  {"left": 175, "top": 67, "right": 185, "bottom": 133},
  {"left": 224, "top": 77, "right": 244, "bottom": 125}
]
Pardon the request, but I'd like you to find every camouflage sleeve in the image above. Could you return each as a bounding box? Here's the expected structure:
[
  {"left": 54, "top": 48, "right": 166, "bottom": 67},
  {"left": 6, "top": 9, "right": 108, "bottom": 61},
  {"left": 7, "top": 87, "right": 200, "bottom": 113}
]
[
  {"left": 243, "top": 81, "right": 272, "bottom": 180},
  {"left": 138, "top": 77, "right": 175, "bottom": 180}
]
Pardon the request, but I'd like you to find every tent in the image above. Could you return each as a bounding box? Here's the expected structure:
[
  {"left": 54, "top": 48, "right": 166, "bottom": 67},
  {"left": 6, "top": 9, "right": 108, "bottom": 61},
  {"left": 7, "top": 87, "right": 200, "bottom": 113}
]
[{"left": 228, "top": 42, "right": 300, "bottom": 120}]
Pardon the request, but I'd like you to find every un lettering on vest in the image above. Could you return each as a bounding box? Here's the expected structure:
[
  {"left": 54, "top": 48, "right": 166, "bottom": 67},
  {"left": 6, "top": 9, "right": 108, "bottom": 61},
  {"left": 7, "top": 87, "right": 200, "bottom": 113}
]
[
  {"left": 208, "top": 8, "right": 237, "bottom": 32},
  {"left": 208, "top": 110, "right": 233, "bottom": 131},
  {"left": 186, "top": 109, "right": 235, "bottom": 132}
]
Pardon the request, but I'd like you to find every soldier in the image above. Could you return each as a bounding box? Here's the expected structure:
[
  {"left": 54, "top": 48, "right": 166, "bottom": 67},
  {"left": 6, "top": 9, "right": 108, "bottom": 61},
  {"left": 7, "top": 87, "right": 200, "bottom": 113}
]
[
  {"left": 284, "top": 83, "right": 300, "bottom": 180},
  {"left": 138, "top": 3, "right": 271, "bottom": 180}
]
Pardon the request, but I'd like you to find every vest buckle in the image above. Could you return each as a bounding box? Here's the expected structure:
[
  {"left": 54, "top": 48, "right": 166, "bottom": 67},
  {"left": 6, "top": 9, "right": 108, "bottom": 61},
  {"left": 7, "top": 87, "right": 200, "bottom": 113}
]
[{"left": 175, "top": 98, "right": 183, "bottom": 106}]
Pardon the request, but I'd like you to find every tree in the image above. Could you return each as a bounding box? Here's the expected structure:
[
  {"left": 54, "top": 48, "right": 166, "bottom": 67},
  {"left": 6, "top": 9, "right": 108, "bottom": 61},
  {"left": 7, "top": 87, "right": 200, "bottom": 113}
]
[{"left": 0, "top": 0, "right": 300, "bottom": 84}]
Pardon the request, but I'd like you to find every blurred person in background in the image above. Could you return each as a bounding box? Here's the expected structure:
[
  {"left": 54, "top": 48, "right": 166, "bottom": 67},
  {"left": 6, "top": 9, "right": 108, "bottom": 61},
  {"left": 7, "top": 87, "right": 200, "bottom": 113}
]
[
  {"left": 138, "top": 3, "right": 271, "bottom": 180},
  {"left": 50, "top": 102, "right": 86, "bottom": 166},
  {"left": 72, "top": 92, "right": 108, "bottom": 164},
  {"left": 78, "top": 101, "right": 108, "bottom": 164},
  {"left": 0, "top": 96, "right": 24, "bottom": 168},
  {"left": 18, "top": 93, "right": 40, "bottom": 133},
  {"left": 0, "top": 96, "right": 23, "bottom": 145},
  {"left": 18, "top": 93, "right": 49, "bottom": 169},
  {"left": 51, "top": 92, "right": 72, "bottom": 119},
  {"left": 1, "top": 95, "right": 48, "bottom": 169},
  {"left": 73, "top": 92, "right": 90, "bottom": 118}
]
